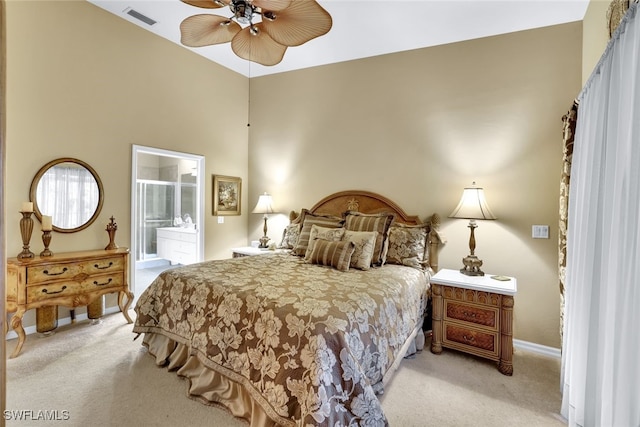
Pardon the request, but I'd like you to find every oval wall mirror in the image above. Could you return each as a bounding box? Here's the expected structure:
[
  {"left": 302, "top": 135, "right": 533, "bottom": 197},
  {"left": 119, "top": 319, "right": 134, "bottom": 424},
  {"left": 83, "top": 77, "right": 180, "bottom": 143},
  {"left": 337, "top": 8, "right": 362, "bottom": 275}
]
[{"left": 29, "top": 158, "right": 104, "bottom": 233}]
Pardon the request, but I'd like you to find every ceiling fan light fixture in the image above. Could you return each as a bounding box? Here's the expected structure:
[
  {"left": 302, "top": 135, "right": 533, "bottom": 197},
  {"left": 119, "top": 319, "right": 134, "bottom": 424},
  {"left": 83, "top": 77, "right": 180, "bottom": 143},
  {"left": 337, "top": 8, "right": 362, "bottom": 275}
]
[
  {"left": 180, "top": 0, "right": 332, "bottom": 65},
  {"left": 263, "top": 11, "right": 276, "bottom": 21},
  {"left": 181, "top": 0, "right": 226, "bottom": 10},
  {"left": 230, "top": 0, "right": 254, "bottom": 25},
  {"left": 180, "top": 14, "right": 240, "bottom": 46},
  {"left": 232, "top": 23, "right": 287, "bottom": 66}
]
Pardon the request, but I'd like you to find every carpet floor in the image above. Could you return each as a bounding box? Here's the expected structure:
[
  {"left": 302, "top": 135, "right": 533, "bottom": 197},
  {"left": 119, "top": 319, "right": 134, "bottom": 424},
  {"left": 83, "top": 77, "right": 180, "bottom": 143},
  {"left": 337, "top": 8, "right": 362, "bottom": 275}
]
[{"left": 6, "top": 311, "right": 566, "bottom": 426}]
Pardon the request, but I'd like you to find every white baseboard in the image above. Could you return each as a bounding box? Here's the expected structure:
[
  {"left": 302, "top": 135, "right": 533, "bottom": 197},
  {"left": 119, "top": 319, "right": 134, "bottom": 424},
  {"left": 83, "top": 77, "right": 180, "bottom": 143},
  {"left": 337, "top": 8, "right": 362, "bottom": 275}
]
[
  {"left": 514, "top": 339, "right": 561, "bottom": 359},
  {"left": 5, "top": 306, "right": 122, "bottom": 341}
]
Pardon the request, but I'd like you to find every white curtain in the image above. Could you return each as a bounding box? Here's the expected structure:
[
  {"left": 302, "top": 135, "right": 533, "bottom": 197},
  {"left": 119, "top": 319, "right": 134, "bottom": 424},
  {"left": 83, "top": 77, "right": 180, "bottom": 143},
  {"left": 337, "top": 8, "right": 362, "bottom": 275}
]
[{"left": 561, "top": 3, "right": 640, "bottom": 426}]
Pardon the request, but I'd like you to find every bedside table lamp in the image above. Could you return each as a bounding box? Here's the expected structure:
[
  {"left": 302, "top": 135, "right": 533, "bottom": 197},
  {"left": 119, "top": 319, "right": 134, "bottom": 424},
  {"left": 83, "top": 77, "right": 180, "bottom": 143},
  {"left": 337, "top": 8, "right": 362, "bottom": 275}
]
[
  {"left": 449, "top": 182, "right": 496, "bottom": 276},
  {"left": 252, "top": 192, "right": 275, "bottom": 248}
]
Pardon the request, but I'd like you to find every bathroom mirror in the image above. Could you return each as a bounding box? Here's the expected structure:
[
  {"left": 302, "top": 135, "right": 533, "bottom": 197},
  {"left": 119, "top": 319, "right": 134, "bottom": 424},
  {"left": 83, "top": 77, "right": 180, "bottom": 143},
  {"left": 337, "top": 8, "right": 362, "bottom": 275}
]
[{"left": 29, "top": 158, "right": 104, "bottom": 233}]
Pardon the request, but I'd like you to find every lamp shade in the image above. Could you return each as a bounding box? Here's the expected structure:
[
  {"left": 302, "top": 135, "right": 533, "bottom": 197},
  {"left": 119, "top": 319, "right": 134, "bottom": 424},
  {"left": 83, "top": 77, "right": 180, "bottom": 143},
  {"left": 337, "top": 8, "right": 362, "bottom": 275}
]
[
  {"left": 252, "top": 192, "right": 274, "bottom": 215},
  {"left": 449, "top": 183, "right": 497, "bottom": 220}
]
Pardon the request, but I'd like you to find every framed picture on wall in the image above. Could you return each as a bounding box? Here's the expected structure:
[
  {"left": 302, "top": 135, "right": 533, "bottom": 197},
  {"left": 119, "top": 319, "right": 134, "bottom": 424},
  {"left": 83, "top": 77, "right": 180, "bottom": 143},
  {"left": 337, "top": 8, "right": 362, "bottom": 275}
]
[{"left": 213, "top": 175, "right": 242, "bottom": 216}]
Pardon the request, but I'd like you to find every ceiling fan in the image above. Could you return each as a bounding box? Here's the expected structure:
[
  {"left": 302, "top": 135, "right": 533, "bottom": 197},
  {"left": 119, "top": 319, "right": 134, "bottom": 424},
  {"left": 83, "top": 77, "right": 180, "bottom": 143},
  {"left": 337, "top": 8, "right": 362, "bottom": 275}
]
[{"left": 179, "top": 0, "right": 332, "bottom": 66}]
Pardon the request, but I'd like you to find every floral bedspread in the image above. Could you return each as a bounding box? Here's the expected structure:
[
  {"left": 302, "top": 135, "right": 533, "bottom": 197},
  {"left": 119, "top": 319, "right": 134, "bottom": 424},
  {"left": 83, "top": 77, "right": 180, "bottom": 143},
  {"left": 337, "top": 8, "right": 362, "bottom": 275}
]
[{"left": 134, "top": 252, "right": 428, "bottom": 426}]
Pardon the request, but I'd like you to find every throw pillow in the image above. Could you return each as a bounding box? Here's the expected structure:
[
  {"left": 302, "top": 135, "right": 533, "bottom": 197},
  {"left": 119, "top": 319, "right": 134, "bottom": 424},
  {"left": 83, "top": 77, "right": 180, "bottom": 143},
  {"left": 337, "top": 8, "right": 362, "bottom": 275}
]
[
  {"left": 386, "top": 223, "right": 430, "bottom": 269},
  {"left": 306, "top": 239, "right": 355, "bottom": 272},
  {"left": 293, "top": 209, "right": 344, "bottom": 256},
  {"left": 343, "top": 211, "right": 394, "bottom": 265},
  {"left": 278, "top": 223, "right": 301, "bottom": 249},
  {"left": 304, "top": 225, "right": 346, "bottom": 260},
  {"left": 342, "top": 230, "right": 378, "bottom": 270}
]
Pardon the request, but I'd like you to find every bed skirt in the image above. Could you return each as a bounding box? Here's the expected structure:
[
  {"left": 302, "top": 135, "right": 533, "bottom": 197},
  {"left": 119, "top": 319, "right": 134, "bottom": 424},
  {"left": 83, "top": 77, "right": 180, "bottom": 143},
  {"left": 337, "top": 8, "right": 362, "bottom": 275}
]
[{"left": 140, "top": 321, "right": 426, "bottom": 426}]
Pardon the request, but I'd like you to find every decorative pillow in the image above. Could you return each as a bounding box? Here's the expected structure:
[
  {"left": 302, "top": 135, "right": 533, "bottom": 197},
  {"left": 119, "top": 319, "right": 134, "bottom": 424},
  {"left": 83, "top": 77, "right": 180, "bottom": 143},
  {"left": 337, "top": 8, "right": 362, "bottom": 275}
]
[
  {"left": 306, "top": 239, "right": 355, "bottom": 272},
  {"left": 304, "top": 225, "right": 346, "bottom": 260},
  {"left": 386, "top": 223, "right": 430, "bottom": 269},
  {"left": 342, "top": 230, "right": 377, "bottom": 270},
  {"left": 293, "top": 209, "right": 344, "bottom": 256},
  {"left": 278, "top": 223, "right": 301, "bottom": 249},
  {"left": 343, "top": 211, "right": 395, "bottom": 265}
]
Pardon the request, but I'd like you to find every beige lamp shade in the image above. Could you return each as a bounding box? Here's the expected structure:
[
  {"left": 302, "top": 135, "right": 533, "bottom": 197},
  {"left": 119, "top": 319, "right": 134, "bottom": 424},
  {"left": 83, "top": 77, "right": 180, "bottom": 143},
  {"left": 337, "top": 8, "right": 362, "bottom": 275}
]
[
  {"left": 252, "top": 192, "right": 274, "bottom": 214},
  {"left": 449, "top": 183, "right": 497, "bottom": 220}
]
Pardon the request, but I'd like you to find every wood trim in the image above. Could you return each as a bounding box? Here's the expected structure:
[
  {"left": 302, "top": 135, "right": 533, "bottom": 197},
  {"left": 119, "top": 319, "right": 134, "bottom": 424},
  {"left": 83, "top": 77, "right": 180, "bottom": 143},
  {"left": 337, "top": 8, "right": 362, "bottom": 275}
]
[{"left": 309, "top": 190, "right": 421, "bottom": 224}]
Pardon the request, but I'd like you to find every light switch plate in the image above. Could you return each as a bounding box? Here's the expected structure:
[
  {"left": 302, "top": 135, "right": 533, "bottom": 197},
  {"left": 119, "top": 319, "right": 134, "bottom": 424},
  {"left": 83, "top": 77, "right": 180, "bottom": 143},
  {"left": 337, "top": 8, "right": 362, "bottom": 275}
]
[
  {"left": 217, "top": 216, "right": 224, "bottom": 224},
  {"left": 532, "top": 225, "right": 549, "bottom": 239}
]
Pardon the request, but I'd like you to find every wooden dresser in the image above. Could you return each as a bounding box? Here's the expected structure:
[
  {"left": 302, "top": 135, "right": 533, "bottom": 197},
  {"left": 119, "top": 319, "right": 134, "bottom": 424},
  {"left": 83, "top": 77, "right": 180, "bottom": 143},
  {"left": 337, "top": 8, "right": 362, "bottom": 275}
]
[
  {"left": 6, "top": 248, "right": 133, "bottom": 358},
  {"left": 430, "top": 268, "right": 517, "bottom": 375}
]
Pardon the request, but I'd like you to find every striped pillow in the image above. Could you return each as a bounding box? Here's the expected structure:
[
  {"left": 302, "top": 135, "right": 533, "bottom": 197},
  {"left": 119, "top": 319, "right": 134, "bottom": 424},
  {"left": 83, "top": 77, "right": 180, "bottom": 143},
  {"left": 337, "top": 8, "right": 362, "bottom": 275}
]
[
  {"left": 306, "top": 239, "right": 355, "bottom": 272},
  {"left": 344, "top": 211, "right": 395, "bottom": 265},
  {"left": 293, "top": 209, "right": 344, "bottom": 256},
  {"left": 304, "top": 225, "right": 346, "bottom": 261}
]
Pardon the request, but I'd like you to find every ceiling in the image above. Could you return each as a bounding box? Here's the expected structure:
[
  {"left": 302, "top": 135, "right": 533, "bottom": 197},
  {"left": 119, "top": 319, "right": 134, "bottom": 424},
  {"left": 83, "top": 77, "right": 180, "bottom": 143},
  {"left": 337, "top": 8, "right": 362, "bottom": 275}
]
[{"left": 88, "top": 0, "right": 589, "bottom": 78}]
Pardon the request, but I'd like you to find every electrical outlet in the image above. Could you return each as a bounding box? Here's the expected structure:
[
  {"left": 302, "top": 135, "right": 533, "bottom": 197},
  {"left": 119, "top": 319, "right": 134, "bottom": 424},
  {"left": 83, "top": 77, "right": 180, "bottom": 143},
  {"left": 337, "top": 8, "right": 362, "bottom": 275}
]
[
  {"left": 217, "top": 216, "right": 224, "bottom": 224},
  {"left": 532, "top": 225, "right": 549, "bottom": 239}
]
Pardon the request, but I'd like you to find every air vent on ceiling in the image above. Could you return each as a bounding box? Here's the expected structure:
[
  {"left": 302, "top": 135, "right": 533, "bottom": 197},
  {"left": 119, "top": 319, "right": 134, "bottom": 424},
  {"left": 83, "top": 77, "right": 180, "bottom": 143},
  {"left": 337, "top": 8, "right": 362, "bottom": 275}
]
[{"left": 124, "top": 8, "right": 157, "bottom": 26}]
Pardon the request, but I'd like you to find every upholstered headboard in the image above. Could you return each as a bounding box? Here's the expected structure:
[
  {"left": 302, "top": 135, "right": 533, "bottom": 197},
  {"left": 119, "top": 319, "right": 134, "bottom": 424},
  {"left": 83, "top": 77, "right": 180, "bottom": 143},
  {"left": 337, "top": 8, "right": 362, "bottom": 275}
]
[{"left": 291, "top": 190, "right": 444, "bottom": 271}]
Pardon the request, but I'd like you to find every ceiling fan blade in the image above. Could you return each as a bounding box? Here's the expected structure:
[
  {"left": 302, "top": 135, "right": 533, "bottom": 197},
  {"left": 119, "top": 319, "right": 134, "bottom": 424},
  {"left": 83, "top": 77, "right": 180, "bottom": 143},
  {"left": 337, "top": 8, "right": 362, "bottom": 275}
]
[
  {"left": 231, "top": 24, "right": 287, "bottom": 66},
  {"left": 181, "top": 0, "right": 229, "bottom": 9},
  {"left": 252, "top": 0, "right": 291, "bottom": 12},
  {"left": 180, "top": 14, "right": 241, "bottom": 47},
  {"left": 261, "top": 0, "right": 332, "bottom": 47}
]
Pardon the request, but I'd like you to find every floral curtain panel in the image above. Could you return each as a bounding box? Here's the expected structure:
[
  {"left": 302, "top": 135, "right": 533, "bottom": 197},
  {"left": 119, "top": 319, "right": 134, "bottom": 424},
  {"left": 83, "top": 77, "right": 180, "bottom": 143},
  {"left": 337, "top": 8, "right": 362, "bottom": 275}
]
[{"left": 558, "top": 101, "right": 577, "bottom": 344}]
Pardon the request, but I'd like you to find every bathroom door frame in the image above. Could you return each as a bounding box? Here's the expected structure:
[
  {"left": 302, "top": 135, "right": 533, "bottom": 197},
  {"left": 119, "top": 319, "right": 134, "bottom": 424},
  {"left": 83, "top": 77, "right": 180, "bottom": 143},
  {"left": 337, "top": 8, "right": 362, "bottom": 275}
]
[{"left": 130, "top": 145, "right": 205, "bottom": 301}]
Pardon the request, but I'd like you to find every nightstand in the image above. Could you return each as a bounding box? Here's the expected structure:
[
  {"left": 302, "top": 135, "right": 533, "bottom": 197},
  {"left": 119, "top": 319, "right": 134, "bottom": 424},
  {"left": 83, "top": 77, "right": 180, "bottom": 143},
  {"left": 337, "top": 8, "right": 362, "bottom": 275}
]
[
  {"left": 430, "top": 268, "right": 517, "bottom": 375},
  {"left": 231, "top": 247, "right": 285, "bottom": 258}
]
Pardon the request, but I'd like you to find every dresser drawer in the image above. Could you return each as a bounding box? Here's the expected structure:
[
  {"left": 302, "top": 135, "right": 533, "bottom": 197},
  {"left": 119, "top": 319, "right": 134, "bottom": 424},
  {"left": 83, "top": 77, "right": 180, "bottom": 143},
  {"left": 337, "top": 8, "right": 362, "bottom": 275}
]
[
  {"left": 443, "top": 322, "right": 499, "bottom": 360},
  {"left": 26, "top": 256, "right": 124, "bottom": 284},
  {"left": 444, "top": 300, "right": 498, "bottom": 331},
  {"left": 84, "top": 256, "right": 125, "bottom": 274},
  {"left": 26, "top": 272, "right": 125, "bottom": 304},
  {"left": 26, "top": 263, "right": 83, "bottom": 284}
]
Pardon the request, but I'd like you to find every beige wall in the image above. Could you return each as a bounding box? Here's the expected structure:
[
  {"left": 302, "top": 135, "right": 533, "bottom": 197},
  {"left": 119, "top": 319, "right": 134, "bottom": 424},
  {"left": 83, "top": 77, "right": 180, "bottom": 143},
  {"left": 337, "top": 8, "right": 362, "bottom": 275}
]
[
  {"left": 248, "top": 23, "right": 582, "bottom": 348},
  {"left": 582, "top": 0, "right": 614, "bottom": 84},
  {"left": 6, "top": 1, "right": 250, "bottom": 325},
  {"left": 6, "top": 0, "right": 612, "bottom": 349}
]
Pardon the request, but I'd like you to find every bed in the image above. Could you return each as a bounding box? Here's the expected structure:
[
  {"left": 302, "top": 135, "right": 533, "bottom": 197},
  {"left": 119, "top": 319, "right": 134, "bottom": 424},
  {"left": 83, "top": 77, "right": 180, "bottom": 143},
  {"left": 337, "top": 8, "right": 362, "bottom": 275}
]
[{"left": 133, "top": 190, "right": 443, "bottom": 426}]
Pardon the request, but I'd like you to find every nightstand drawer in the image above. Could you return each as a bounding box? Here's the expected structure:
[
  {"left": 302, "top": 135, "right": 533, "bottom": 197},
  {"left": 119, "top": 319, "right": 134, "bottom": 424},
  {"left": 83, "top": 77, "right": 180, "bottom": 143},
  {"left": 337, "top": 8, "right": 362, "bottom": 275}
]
[
  {"left": 443, "top": 322, "right": 499, "bottom": 360},
  {"left": 444, "top": 300, "right": 498, "bottom": 331}
]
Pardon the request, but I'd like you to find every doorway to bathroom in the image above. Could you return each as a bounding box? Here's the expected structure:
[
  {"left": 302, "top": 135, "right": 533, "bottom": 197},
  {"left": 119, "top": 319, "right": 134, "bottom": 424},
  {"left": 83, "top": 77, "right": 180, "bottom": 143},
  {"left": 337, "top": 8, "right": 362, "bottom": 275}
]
[{"left": 130, "top": 145, "right": 205, "bottom": 301}]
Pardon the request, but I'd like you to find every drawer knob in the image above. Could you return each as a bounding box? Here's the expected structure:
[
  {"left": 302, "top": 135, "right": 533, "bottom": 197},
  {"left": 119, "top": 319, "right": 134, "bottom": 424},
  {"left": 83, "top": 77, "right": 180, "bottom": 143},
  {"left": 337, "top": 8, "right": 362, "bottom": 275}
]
[
  {"left": 463, "top": 334, "right": 476, "bottom": 343},
  {"left": 42, "top": 285, "right": 67, "bottom": 295},
  {"left": 463, "top": 311, "right": 477, "bottom": 318},
  {"left": 42, "top": 267, "right": 68, "bottom": 276},
  {"left": 93, "top": 278, "right": 113, "bottom": 287},
  {"left": 94, "top": 262, "right": 114, "bottom": 270}
]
